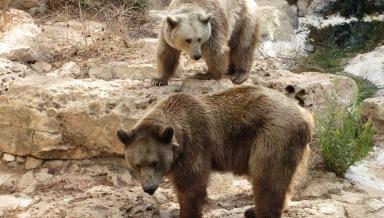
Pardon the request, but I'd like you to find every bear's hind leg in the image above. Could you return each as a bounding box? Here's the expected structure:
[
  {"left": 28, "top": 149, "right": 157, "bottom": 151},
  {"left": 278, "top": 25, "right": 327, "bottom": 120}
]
[
  {"left": 247, "top": 150, "right": 304, "bottom": 218},
  {"left": 229, "top": 19, "right": 259, "bottom": 84}
]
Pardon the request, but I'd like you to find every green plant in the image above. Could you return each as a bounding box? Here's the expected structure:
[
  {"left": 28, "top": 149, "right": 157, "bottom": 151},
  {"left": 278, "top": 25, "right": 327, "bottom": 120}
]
[{"left": 317, "top": 94, "right": 375, "bottom": 177}]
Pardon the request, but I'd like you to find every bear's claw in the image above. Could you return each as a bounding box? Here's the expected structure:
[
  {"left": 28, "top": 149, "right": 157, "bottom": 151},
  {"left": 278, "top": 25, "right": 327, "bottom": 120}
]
[
  {"left": 231, "top": 72, "right": 249, "bottom": 84},
  {"left": 151, "top": 78, "right": 168, "bottom": 86}
]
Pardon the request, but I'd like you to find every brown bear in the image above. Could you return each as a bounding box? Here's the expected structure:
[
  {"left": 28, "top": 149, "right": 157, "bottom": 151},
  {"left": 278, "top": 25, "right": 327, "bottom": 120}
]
[
  {"left": 151, "top": 0, "right": 260, "bottom": 86},
  {"left": 117, "top": 86, "right": 314, "bottom": 218}
]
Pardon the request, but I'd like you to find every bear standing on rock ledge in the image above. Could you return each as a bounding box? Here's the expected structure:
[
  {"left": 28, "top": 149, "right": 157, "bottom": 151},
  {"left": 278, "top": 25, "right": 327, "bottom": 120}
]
[
  {"left": 117, "top": 86, "right": 314, "bottom": 218},
  {"left": 152, "top": 0, "right": 260, "bottom": 86}
]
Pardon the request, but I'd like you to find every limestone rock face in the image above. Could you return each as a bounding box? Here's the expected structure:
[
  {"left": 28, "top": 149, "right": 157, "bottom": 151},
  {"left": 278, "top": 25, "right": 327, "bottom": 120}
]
[
  {"left": 0, "top": 68, "right": 357, "bottom": 159},
  {"left": 0, "top": 9, "right": 105, "bottom": 64},
  {"left": 0, "top": 58, "right": 33, "bottom": 94}
]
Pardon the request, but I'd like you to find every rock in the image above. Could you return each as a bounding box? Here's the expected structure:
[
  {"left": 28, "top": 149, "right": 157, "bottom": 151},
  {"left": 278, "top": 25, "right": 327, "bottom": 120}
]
[
  {"left": 250, "top": 70, "right": 357, "bottom": 113},
  {"left": 257, "top": 4, "right": 296, "bottom": 41},
  {"left": 0, "top": 9, "right": 41, "bottom": 63},
  {"left": 0, "top": 195, "right": 34, "bottom": 211},
  {"left": 362, "top": 96, "right": 384, "bottom": 137},
  {"left": 206, "top": 206, "right": 253, "bottom": 218},
  {"left": 0, "top": 0, "right": 38, "bottom": 10},
  {"left": 17, "top": 171, "right": 37, "bottom": 193},
  {"left": 181, "top": 78, "right": 238, "bottom": 94},
  {"left": 47, "top": 62, "right": 84, "bottom": 79},
  {"left": 286, "top": 199, "right": 346, "bottom": 218},
  {"left": 2, "top": 153, "right": 16, "bottom": 162},
  {"left": 365, "top": 198, "right": 384, "bottom": 212},
  {"left": 330, "top": 191, "right": 365, "bottom": 204},
  {"left": 35, "top": 168, "right": 54, "bottom": 182},
  {"left": 20, "top": 185, "right": 160, "bottom": 218},
  {"left": 25, "top": 157, "right": 43, "bottom": 169},
  {"left": 0, "top": 58, "right": 33, "bottom": 94},
  {"left": 89, "top": 61, "right": 157, "bottom": 81},
  {"left": 30, "top": 61, "right": 52, "bottom": 74},
  {"left": 299, "top": 171, "right": 351, "bottom": 199},
  {"left": 345, "top": 46, "right": 384, "bottom": 90},
  {"left": 0, "top": 69, "right": 356, "bottom": 159},
  {"left": 0, "top": 10, "right": 105, "bottom": 64},
  {"left": 43, "top": 160, "right": 65, "bottom": 169},
  {"left": 0, "top": 76, "right": 176, "bottom": 159},
  {"left": 16, "top": 156, "right": 26, "bottom": 163}
]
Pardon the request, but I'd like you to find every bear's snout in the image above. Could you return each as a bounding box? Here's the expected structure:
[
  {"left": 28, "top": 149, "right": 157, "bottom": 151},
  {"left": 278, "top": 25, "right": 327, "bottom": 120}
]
[
  {"left": 193, "top": 54, "right": 201, "bottom": 60},
  {"left": 143, "top": 185, "right": 158, "bottom": 195}
]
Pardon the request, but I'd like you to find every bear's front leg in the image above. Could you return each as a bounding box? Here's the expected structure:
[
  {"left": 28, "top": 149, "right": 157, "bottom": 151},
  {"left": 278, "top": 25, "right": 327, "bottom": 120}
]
[
  {"left": 152, "top": 36, "right": 181, "bottom": 86},
  {"left": 190, "top": 44, "right": 228, "bottom": 81},
  {"left": 172, "top": 172, "right": 209, "bottom": 218},
  {"left": 176, "top": 189, "right": 207, "bottom": 218}
]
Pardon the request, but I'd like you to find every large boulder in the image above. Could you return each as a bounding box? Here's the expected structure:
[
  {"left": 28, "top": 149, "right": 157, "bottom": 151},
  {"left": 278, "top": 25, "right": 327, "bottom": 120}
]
[
  {"left": 345, "top": 46, "right": 384, "bottom": 90},
  {"left": 0, "top": 9, "right": 105, "bottom": 64},
  {"left": 0, "top": 68, "right": 357, "bottom": 159}
]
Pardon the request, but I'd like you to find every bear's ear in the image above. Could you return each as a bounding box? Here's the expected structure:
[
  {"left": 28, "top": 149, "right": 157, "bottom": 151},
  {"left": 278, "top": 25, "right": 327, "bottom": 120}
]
[
  {"left": 158, "top": 126, "right": 174, "bottom": 143},
  {"left": 166, "top": 16, "right": 179, "bottom": 29},
  {"left": 199, "top": 13, "right": 212, "bottom": 24},
  {"left": 117, "top": 129, "right": 135, "bottom": 146}
]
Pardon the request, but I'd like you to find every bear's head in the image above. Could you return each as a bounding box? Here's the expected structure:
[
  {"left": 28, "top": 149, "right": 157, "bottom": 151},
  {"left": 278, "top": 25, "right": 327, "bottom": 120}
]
[
  {"left": 116, "top": 124, "right": 179, "bottom": 195},
  {"left": 163, "top": 11, "right": 212, "bottom": 60}
]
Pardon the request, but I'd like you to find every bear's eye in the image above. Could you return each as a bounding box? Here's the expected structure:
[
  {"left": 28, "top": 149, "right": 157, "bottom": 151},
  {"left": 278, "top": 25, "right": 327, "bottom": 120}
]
[
  {"left": 197, "top": 38, "right": 201, "bottom": 42},
  {"left": 149, "top": 161, "right": 159, "bottom": 168},
  {"left": 185, "top": 39, "right": 192, "bottom": 44},
  {"left": 134, "top": 163, "right": 141, "bottom": 169}
]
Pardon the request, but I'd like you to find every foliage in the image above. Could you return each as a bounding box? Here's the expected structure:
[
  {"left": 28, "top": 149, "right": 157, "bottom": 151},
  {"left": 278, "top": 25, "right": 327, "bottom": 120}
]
[
  {"left": 317, "top": 94, "right": 375, "bottom": 177},
  {"left": 297, "top": 20, "right": 383, "bottom": 101},
  {"left": 45, "top": 0, "right": 149, "bottom": 26}
]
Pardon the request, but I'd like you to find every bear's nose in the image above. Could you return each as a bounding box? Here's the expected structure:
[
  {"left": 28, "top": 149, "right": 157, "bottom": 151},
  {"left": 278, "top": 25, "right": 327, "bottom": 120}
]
[
  {"left": 143, "top": 185, "right": 158, "bottom": 195},
  {"left": 193, "top": 54, "right": 201, "bottom": 60}
]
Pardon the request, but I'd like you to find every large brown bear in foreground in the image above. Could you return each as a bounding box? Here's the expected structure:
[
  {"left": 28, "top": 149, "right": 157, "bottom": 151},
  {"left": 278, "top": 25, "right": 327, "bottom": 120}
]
[
  {"left": 152, "top": 0, "right": 260, "bottom": 86},
  {"left": 117, "top": 86, "right": 314, "bottom": 218}
]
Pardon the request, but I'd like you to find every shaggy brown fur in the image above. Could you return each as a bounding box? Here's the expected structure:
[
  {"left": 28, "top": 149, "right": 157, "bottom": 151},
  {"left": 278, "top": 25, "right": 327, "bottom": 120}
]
[
  {"left": 117, "top": 86, "right": 314, "bottom": 218},
  {"left": 152, "top": 0, "right": 260, "bottom": 86}
]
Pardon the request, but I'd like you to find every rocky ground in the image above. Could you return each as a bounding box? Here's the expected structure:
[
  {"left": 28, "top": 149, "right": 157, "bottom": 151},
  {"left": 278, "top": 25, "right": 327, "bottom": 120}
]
[{"left": 0, "top": 0, "right": 384, "bottom": 217}]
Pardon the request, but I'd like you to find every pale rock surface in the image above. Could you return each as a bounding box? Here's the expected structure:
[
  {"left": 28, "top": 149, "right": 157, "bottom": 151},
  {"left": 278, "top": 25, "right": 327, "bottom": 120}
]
[
  {"left": 0, "top": 69, "right": 357, "bottom": 159},
  {"left": 47, "top": 62, "right": 84, "bottom": 79},
  {"left": 365, "top": 198, "right": 384, "bottom": 211},
  {"left": 346, "top": 147, "right": 384, "bottom": 198},
  {"left": 2, "top": 153, "right": 16, "bottom": 162},
  {"left": 298, "top": 171, "right": 351, "bottom": 199},
  {"left": 345, "top": 46, "right": 384, "bottom": 90},
  {"left": 89, "top": 61, "right": 157, "bottom": 81},
  {"left": 0, "top": 58, "right": 33, "bottom": 94},
  {"left": 17, "top": 171, "right": 37, "bottom": 193},
  {"left": 20, "top": 185, "right": 161, "bottom": 218},
  {"left": 0, "top": 195, "right": 34, "bottom": 212},
  {"left": 25, "top": 156, "right": 43, "bottom": 169},
  {"left": 330, "top": 191, "right": 365, "bottom": 204},
  {"left": 42, "top": 160, "right": 65, "bottom": 169},
  {"left": 0, "top": 9, "right": 41, "bottom": 63},
  {"left": 16, "top": 156, "right": 26, "bottom": 163},
  {"left": 30, "top": 61, "right": 52, "bottom": 74},
  {"left": 0, "top": 9, "right": 105, "bottom": 64}
]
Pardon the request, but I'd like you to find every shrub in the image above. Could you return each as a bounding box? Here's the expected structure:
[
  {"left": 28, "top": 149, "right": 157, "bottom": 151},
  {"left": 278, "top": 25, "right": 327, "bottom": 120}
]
[
  {"left": 317, "top": 94, "right": 375, "bottom": 177},
  {"left": 45, "top": 0, "right": 149, "bottom": 26}
]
